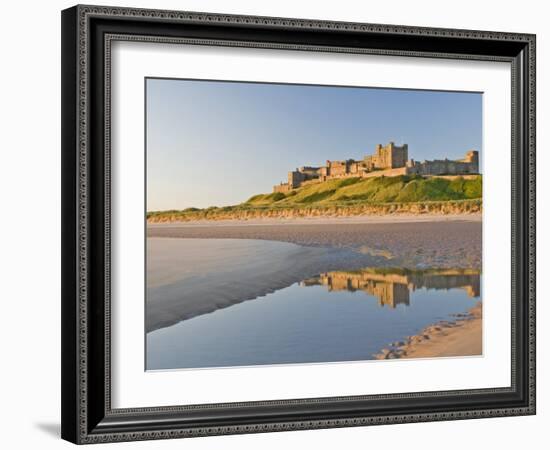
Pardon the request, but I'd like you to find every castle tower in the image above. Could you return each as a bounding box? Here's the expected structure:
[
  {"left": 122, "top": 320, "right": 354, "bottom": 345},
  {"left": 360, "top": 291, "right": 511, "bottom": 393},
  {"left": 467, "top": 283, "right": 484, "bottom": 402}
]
[
  {"left": 387, "top": 142, "right": 408, "bottom": 168},
  {"left": 464, "top": 150, "right": 479, "bottom": 173}
]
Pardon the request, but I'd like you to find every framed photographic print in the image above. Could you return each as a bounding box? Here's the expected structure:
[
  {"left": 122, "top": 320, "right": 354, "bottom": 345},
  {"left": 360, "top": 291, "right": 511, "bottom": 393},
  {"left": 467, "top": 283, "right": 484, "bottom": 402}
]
[{"left": 61, "top": 5, "right": 536, "bottom": 444}]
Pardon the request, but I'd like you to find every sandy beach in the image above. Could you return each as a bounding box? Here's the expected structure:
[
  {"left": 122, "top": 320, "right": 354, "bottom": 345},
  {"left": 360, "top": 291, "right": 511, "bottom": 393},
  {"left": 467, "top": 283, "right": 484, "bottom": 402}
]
[
  {"left": 148, "top": 216, "right": 482, "bottom": 269},
  {"left": 375, "top": 302, "right": 482, "bottom": 359}
]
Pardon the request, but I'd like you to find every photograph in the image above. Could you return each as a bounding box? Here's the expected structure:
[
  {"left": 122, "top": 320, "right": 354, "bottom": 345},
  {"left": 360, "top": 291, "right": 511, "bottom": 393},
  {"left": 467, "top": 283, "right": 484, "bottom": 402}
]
[{"left": 145, "top": 78, "right": 483, "bottom": 370}]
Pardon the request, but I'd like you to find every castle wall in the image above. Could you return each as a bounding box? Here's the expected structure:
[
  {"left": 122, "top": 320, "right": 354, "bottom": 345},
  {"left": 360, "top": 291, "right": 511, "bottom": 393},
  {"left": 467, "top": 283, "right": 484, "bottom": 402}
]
[
  {"left": 300, "top": 178, "right": 323, "bottom": 188},
  {"left": 407, "top": 158, "right": 479, "bottom": 176},
  {"left": 273, "top": 183, "right": 291, "bottom": 193},
  {"left": 288, "top": 170, "right": 304, "bottom": 188},
  {"left": 362, "top": 167, "right": 408, "bottom": 178},
  {"left": 327, "top": 160, "right": 348, "bottom": 176},
  {"left": 299, "top": 166, "right": 322, "bottom": 177},
  {"left": 325, "top": 159, "right": 363, "bottom": 177}
]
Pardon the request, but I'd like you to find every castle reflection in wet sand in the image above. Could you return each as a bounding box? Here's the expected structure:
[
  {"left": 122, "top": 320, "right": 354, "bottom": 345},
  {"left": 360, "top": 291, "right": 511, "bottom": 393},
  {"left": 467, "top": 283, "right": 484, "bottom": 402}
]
[
  {"left": 301, "top": 268, "right": 481, "bottom": 309},
  {"left": 146, "top": 265, "right": 481, "bottom": 370}
]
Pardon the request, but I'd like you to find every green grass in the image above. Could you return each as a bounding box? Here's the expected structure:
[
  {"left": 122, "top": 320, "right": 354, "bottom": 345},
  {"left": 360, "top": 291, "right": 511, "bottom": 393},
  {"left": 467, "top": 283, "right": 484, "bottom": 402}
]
[
  {"left": 244, "top": 175, "right": 481, "bottom": 206},
  {"left": 147, "top": 175, "right": 482, "bottom": 222}
]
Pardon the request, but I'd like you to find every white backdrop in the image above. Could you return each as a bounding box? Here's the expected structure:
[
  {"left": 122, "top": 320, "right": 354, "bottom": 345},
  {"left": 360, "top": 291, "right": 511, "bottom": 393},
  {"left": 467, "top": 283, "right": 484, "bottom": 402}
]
[
  {"left": 112, "top": 42, "right": 511, "bottom": 408},
  {"left": 0, "top": 0, "right": 546, "bottom": 449}
]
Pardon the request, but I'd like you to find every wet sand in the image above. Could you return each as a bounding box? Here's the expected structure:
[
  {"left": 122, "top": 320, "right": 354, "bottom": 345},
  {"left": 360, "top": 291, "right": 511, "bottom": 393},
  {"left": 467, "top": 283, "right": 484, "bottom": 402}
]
[
  {"left": 374, "top": 303, "right": 482, "bottom": 359},
  {"left": 148, "top": 217, "right": 482, "bottom": 269},
  {"left": 147, "top": 238, "right": 380, "bottom": 332}
]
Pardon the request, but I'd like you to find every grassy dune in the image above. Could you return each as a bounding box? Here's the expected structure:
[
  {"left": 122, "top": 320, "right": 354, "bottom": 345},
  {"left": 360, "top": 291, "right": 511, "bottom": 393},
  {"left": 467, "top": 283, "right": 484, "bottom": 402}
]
[
  {"left": 147, "top": 175, "right": 482, "bottom": 222},
  {"left": 248, "top": 175, "right": 481, "bottom": 206}
]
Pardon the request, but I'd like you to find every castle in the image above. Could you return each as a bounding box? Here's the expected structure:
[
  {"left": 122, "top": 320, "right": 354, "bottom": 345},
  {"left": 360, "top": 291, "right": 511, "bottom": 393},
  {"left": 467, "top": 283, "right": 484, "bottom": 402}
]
[{"left": 273, "top": 142, "right": 479, "bottom": 193}]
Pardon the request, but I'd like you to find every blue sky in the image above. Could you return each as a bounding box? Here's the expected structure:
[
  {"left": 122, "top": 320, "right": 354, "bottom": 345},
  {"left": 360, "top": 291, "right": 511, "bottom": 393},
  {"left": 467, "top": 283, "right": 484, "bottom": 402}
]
[{"left": 146, "top": 78, "right": 482, "bottom": 211}]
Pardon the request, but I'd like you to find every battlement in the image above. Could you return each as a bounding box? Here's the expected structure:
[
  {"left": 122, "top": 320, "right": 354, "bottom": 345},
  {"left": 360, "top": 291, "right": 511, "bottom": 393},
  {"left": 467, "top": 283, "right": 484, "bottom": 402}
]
[{"left": 273, "top": 142, "right": 479, "bottom": 192}]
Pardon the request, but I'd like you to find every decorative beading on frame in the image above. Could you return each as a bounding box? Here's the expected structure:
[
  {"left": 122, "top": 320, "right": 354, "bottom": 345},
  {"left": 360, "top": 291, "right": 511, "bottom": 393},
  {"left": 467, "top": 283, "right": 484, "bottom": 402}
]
[
  {"left": 77, "top": 5, "right": 89, "bottom": 441},
  {"left": 79, "top": 4, "right": 535, "bottom": 43},
  {"left": 527, "top": 34, "right": 536, "bottom": 413},
  {"left": 84, "top": 406, "right": 534, "bottom": 444},
  {"left": 75, "top": 5, "right": 536, "bottom": 443}
]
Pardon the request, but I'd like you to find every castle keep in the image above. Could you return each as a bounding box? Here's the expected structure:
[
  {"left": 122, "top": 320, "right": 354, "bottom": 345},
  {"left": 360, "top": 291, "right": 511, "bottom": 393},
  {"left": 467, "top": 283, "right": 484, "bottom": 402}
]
[{"left": 274, "top": 142, "right": 479, "bottom": 193}]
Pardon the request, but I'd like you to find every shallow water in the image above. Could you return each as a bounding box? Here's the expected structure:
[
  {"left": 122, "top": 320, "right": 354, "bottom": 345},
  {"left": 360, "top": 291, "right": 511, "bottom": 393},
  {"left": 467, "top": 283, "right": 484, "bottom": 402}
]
[{"left": 146, "top": 260, "right": 481, "bottom": 370}]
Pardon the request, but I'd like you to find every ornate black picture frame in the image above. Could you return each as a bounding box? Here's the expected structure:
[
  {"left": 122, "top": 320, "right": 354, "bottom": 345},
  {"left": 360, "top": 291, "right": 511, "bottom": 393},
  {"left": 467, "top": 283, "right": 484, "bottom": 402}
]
[{"left": 61, "top": 4, "right": 536, "bottom": 444}]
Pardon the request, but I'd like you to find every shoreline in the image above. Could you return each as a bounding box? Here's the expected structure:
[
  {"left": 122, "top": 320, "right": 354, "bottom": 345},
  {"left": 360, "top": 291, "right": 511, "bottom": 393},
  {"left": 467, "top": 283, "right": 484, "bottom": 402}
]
[
  {"left": 374, "top": 302, "right": 482, "bottom": 360},
  {"left": 147, "top": 219, "right": 482, "bottom": 270},
  {"left": 148, "top": 213, "right": 481, "bottom": 228}
]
